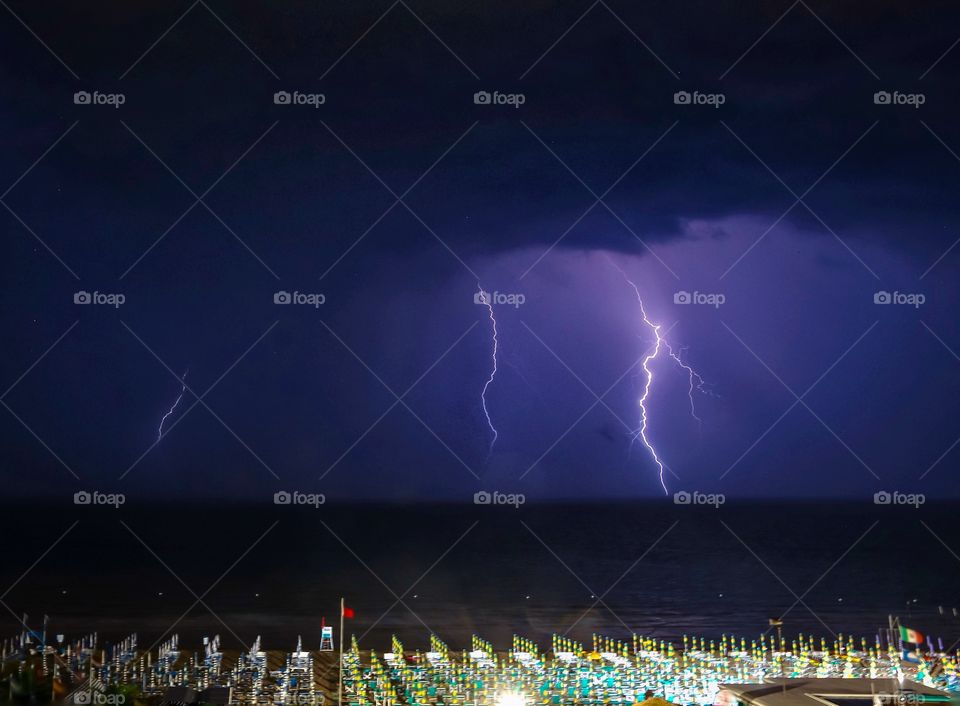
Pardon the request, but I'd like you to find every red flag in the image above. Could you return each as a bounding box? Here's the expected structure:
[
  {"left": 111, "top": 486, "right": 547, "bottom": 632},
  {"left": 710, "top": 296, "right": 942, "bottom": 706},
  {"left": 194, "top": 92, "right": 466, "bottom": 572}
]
[{"left": 342, "top": 605, "right": 355, "bottom": 619}]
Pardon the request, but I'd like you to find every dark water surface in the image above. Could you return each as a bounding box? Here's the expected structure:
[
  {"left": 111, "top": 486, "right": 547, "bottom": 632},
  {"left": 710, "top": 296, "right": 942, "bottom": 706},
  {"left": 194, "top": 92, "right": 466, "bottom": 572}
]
[{"left": 2, "top": 502, "right": 958, "bottom": 653}]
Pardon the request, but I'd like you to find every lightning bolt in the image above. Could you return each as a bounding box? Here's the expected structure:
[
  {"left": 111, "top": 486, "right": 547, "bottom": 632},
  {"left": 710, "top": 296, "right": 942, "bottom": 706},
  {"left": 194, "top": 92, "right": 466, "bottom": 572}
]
[
  {"left": 632, "top": 286, "right": 670, "bottom": 495},
  {"left": 478, "top": 284, "right": 499, "bottom": 456},
  {"left": 607, "top": 259, "right": 710, "bottom": 494},
  {"left": 158, "top": 369, "right": 188, "bottom": 443}
]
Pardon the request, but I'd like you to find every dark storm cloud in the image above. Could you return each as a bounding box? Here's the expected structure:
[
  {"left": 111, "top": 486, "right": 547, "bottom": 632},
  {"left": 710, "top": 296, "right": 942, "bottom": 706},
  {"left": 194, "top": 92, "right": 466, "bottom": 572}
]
[
  {"left": 2, "top": 1, "right": 960, "bottom": 501},
  {"left": 3, "top": 0, "right": 960, "bottom": 265}
]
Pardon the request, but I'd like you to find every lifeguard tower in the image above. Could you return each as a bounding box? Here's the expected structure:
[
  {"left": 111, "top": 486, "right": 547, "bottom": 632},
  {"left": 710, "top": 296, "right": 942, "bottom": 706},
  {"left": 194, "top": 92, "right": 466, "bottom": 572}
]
[{"left": 320, "top": 619, "right": 334, "bottom": 651}]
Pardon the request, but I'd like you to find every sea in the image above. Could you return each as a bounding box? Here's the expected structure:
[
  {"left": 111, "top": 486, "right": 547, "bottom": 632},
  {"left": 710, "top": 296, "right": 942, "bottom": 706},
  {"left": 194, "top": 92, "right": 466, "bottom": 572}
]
[{"left": 2, "top": 501, "right": 958, "bottom": 653}]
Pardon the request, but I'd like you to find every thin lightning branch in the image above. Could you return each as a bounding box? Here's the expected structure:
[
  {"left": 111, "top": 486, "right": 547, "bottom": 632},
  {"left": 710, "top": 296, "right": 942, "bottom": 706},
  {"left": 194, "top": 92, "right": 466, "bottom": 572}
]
[
  {"left": 158, "top": 369, "right": 188, "bottom": 442},
  {"left": 478, "top": 284, "right": 499, "bottom": 456},
  {"left": 606, "top": 258, "right": 710, "bottom": 494},
  {"left": 666, "top": 346, "right": 706, "bottom": 429}
]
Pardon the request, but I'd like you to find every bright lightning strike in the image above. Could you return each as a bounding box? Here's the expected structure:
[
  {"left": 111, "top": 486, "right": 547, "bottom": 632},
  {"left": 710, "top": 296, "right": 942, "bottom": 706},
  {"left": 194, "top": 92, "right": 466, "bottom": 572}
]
[
  {"left": 478, "top": 284, "right": 499, "bottom": 456},
  {"left": 633, "top": 288, "right": 670, "bottom": 495},
  {"left": 158, "top": 369, "right": 188, "bottom": 443},
  {"left": 607, "top": 260, "right": 710, "bottom": 494}
]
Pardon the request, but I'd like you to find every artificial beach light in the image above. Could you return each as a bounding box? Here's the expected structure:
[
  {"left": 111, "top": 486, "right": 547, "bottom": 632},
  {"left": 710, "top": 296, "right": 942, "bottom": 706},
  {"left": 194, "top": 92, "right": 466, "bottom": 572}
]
[{"left": 496, "top": 691, "right": 527, "bottom": 706}]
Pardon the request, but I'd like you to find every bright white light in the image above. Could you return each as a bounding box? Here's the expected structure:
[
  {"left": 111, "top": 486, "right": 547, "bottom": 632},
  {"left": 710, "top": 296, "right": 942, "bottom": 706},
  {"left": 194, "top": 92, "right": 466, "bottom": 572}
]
[{"left": 496, "top": 693, "right": 526, "bottom": 706}]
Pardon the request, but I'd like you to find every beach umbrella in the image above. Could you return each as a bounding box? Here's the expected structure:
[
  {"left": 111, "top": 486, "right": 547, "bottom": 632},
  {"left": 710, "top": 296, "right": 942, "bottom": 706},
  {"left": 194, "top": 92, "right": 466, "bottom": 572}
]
[{"left": 639, "top": 697, "right": 673, "bottom": 706}]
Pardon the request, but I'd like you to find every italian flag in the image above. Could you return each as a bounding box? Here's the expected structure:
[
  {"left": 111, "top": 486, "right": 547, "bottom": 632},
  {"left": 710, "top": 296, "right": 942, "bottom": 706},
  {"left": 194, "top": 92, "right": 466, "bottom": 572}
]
[{"left": 899, "top": 626, "right": 924, "bottom": 644}]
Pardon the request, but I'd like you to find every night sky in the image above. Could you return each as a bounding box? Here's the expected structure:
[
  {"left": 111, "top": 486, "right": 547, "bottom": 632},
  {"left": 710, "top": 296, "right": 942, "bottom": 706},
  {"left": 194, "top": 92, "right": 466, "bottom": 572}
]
[{"left": 3, "top": 0, "right": 960, "bottom": 503}]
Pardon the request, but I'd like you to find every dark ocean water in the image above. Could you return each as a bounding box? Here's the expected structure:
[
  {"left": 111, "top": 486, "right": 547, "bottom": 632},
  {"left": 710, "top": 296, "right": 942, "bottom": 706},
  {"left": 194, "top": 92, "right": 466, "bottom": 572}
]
[{"left": 2, "top": 502, "right": 959, "bottom": 653}]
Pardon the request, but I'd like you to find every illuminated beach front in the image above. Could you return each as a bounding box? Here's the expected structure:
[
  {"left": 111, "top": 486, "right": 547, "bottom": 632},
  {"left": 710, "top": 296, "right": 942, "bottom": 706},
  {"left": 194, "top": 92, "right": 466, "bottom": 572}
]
[
  {"left": 5, "top": 629, "right": 959, "bottom": 705},
  {"left": 341, "top": 634, "right": 960, "bottom": 706}
]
